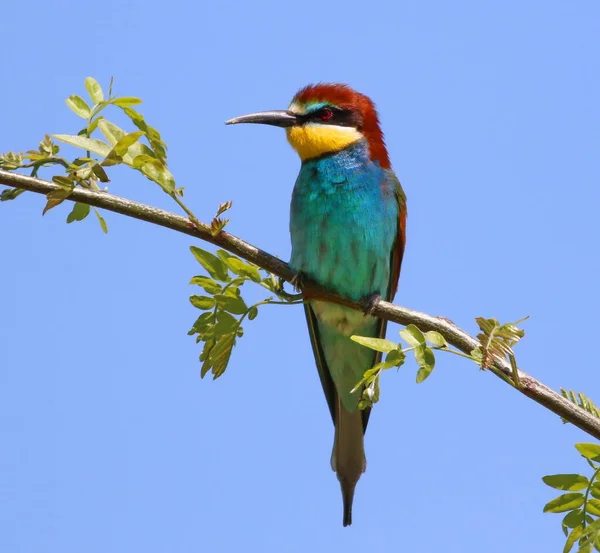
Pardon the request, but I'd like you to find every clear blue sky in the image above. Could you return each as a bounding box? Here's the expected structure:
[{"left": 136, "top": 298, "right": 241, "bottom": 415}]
[{"left": 2, "top": 1, "right": 599, "bottom": 551}]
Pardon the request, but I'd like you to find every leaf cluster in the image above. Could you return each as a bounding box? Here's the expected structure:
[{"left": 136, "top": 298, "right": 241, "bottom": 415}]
[
  {"left": 187, "top": 246, "right": 301, "bottom": 379},
  {"left": 350, "top": 324, "right": 449, "bottom": 409},
  {"left": 0, "top": 77, "right": 172, "bottom": 232},
  {"left": 561, "top": 390, "right": 600, "bottom": 424},
  {"left": 543, "top": 442, "right": 600, "bottom": 552},
  {"left": 472, "top": 316, "right": 527, "bottom": 370}
]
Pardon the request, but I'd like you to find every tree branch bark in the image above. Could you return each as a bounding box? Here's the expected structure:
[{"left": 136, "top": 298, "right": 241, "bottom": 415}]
[{"left": 2, "top": 168, "right": 598, "bottom": 440}]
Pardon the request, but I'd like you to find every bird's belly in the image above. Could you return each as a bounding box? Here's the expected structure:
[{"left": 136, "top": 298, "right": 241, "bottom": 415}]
[
  {"left": 291, "top": 214, "right": 392, "bottom": 302},
  {"left": 310, "top": 301, "right": 371, "bottom": 336}
]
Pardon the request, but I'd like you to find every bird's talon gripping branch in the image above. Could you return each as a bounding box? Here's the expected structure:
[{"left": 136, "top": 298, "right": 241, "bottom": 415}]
[
  {"left": 274, "top": 277, "right": 304, "bottom": 302},
  {"left": 290, "top": 271, "right": 307, "bottom": 292},
  {"left": 359, "top": 292, "right": 382, "bottom": 316}
]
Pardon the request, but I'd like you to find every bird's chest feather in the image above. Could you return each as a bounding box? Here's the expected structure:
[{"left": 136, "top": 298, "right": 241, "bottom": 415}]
[{"left": 289, "top": 144, "right": 398, "bottom": 303}]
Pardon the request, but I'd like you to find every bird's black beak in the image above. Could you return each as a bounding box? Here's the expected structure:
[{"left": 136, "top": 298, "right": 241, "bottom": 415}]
[{"left": 225, "top": 110, "right": 297, "bottom": 128}]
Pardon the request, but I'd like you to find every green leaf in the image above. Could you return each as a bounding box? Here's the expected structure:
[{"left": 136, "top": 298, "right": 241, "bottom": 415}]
[
  {"left": 189, "top": 276, "right": 222, "bottom": 294},
  {"left": 200, "top": 340, "right": 217, "bottom": 377},
  {"left": 225, "top": 257, "right": 262, "bottom": 283},
  {"left": 215, "top": 294, "right": 248, "bottom": 315},
  {"left": 576, "top": 443, "right": 600, "bottom": 461},
  {"left": 470, "top": 348, "right": 483, "bottom": 364},
  {"left": 53, "top": 134, "right": 111, "bottom": 157},
  {"left": 85, "top": 77, "right": 104, "bottom": 103},
  {"left": 98, "top": 119, "right": 126, "bottom": 145},
  {"left": 204, "top": 333, "right": 236, "bottom": 379},
  {"left": 385, "top": 348, "right": 405, "bottom": 366},
  {"left": 590, "top": 483, "right": 600, "bottom": 500},
  {"left": 42, "top": 178, "right": 74, "bottom": 214},
  {"left": 138, "top": 157, "right": 175, "bottom": 191},
  {"left": 110, "top": 131, "right": 145, "bottom": 157},
  {"left": 93, "top": 207, "right": 108, "bottom": 233},
  {"left": 400, "top": 324, "right": 426, "bottom": 347},
  {"left": 190, "top": 247, "right": 229, "bottom": 281},
  {"left": 189, "top": 312, "right": 215, "bottom": 332},
  {"left": 587, "top": 499, "right": 600, "bottom": 516},
  {"left": 91, "top": 163, "right": 110, "bottom": 182},
  {"left": 190, "top": 295, "right": 216, "bottom": 310},
  {"left": 66, "top": 95, "right": 91, "bottom": 119},
  {"left": 351, "top": 366, "right": 382, "bottom": 394},
  {"left": 51, "top": 175, "right": 75, "bottom": 189},
  {"left": 415, "top": 346, "right": 435, "bottom": 383},
  {"left": 581, "top": 518, "right": 600, "bottom": 538},
  {"left": 132, "top": 154, "right": 157, "bottom": 168},
  {"left": 216, "top": 249, "right": 239, "bottom": 269},
  {"left": 102, "top": 131, "right": 145, "bottom": 166},
  {"left": 350, "top": 336, "right": 398, "bottom": 353},
  {"left": 425, "top": 331, "right": 447, "bottom": 347},
  {"left": 0, "top": 188, "right": 25, "bottom": 201},
  {"left": 87, "top": 116, "right": 103, "bottom": 135},
  {"left": 42, "top": 197, "right": 65, "bottom": 215},
  {"left": 109, "top": 97, "right": 143, "bottom": 107},
  {"left": 565, "top": 526, "right": 584, "bottom": 553},
  {"left": 543, "top": 474, "right": 590, "bottom": 491},
  {"left": 121, "top": 107, "right": 167, "bottom": 161},
  {"left": 543, "top": 493, "right": 585, "bottom": 513},
  {"left": 563, "top": 509, "right": 585, "bottom": 529},
  {"left": 214, "top": 311, "right": 239, "bottom": 335},
  {"left": 66, "top": 202, "right": 90, "bottom": 223},
  {"left": 248, "top": 306, "right": 258, "bottom": 320}
]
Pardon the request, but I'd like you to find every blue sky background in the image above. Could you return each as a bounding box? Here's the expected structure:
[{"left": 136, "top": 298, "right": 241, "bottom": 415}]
[{"left": 1, "top": 1, "right": 599, "bottom": 551}]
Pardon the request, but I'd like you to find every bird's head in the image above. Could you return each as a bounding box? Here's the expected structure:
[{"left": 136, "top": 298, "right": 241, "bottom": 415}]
[{"left": 226, "top": 83, "right": 390, "bottom": 168}]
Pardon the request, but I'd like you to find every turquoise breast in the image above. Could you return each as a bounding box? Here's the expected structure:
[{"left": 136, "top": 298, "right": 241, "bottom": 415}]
[{"left": 289, "top": 140, "right": 398, "bottom": 300}]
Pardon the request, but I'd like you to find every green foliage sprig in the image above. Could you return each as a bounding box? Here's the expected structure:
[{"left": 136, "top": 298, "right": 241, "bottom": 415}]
[
  {"left": 0, "top": 76, "right": 171, "bottom": 232},
  {"left": 0, "top": 77, "right": 303, "bottom": 375},
  {"left": 543, "top": 392, "right": 600, "bottom": 551},
  {"left": 187, "top": 246, "right": 301, "bottom": 379},
  {"left": 351, "top": 316, "right": 528, "bottom": 408},
  {"left": 543, "top": 439, "right": 600, "bottom": 552},
  {"left": 561, "top": 391, "right": 600, "bottom": 424}
]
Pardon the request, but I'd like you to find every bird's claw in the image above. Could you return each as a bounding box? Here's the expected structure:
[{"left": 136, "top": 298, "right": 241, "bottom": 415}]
[
  {"left": 359, "top": 293, "right": 381, "bottom": 316},
  {"left": 290, "top": 271, "right": 307, "bottom": 293},
  {"left": 274, "top": 276, "right": 304, "bottom": 302}
]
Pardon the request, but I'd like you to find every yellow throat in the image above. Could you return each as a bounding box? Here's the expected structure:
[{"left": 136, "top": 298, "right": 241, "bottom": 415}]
[{"left": 286, "top": 124, "right": 362, "bottom": 161}]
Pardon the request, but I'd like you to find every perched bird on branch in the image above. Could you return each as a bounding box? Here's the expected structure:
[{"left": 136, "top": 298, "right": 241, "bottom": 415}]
[{"left": 227, "top": 83, "right": 407, "bottom": 526}]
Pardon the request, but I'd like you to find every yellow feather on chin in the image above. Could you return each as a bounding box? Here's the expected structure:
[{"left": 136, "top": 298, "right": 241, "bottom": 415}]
[{"left": 286, "top": 125, "right": 362, "bottom": 161}]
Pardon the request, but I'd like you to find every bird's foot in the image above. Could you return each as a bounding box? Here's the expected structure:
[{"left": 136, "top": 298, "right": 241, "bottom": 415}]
[
  {"left": 359, "top": 293, "right": 381, "bottom": 316},
  {"left": 290, "top": 271, "right": 307, "bottom": 293},
  {"left": 275, "top": 276, "right": 304, "bottom": 302}
]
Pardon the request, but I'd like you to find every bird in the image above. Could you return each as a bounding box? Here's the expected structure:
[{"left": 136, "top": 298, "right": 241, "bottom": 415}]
[{"left": 226, "top": 83, "right": 407, "bottom": 526}]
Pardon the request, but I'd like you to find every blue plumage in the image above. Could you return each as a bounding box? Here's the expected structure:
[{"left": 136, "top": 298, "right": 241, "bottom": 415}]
[{"left": 290, "top": 140, "right": 398, "bottom": 302}]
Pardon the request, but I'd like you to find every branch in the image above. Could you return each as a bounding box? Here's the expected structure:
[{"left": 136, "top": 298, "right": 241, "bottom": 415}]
[{"left": 2, "top": 168, "right": 599, "bottom": 440}]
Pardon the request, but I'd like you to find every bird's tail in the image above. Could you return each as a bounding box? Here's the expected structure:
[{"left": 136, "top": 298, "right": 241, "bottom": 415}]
[{"left": 331, "top": 398, "right": 367, "bottom": 527}]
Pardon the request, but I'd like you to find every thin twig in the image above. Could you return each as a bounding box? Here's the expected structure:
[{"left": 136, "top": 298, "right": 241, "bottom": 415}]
[{"left": 2, "top": 168, "right": 599, "bottom": 440}]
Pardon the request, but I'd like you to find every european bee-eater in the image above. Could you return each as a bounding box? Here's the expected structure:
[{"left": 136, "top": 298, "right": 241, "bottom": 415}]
[{"left": 226, "top": 84, "right": 407, "bottom": 526}]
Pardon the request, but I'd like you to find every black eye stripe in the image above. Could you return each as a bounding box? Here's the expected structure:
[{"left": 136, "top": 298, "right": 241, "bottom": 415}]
[{"left": 297, "top": 108, "right": 360, "bottom": 128}]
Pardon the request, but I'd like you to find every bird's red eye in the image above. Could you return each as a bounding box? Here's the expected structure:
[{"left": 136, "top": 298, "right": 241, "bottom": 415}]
[{"left": 320, "top": 108, "right": 333, "bottom": 121}]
